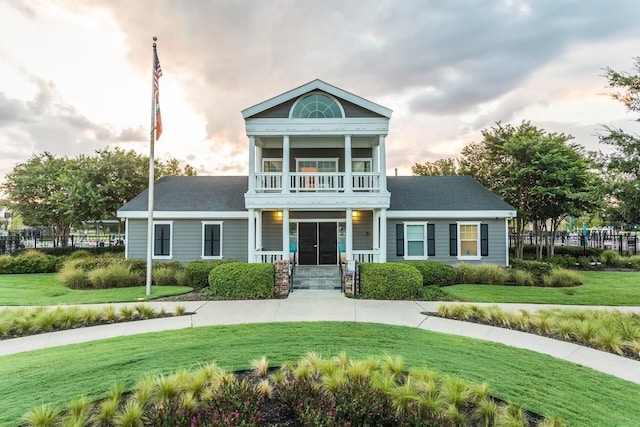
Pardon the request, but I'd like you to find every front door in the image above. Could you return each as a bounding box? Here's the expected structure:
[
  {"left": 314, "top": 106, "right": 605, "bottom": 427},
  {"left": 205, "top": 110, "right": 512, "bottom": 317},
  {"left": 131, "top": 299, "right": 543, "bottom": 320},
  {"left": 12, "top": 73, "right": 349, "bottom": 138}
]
[{"left": 298, "top": 222, "right": 338, "bottom": 265}]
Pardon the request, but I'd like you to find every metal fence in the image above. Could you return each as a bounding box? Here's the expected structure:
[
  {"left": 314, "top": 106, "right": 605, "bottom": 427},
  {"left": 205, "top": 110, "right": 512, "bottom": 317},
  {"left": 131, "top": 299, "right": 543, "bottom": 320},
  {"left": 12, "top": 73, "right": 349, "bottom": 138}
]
[
  {"left": 510, "top": 231, "right": 638, "bottom": 255},
  {"left": 0, "top": 232, "right": 125, "bottom": 254}
]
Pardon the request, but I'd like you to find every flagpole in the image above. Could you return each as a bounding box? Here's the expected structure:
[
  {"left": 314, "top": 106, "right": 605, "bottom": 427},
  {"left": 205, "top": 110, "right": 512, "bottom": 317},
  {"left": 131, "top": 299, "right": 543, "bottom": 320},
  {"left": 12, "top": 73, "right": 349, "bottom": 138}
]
[{"left": 146, "top": 36, "right": 158, "bottom": 296}]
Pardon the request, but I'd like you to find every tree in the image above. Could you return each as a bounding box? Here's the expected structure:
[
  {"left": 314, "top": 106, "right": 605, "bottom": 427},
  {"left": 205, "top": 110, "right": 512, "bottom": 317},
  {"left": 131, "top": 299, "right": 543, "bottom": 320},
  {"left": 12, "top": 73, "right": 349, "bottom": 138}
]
[
  {"left": 2, "top": 149, "right": 197, "bottom": 246},
  {"left": 459, "top": 122, "right": 601, "bottom": 259},
  {"left": 411, "top": 158, "right": 460, "bottom": 176},
  {"left": 600, "top": 58, "right": 640, "bottom": 227}
]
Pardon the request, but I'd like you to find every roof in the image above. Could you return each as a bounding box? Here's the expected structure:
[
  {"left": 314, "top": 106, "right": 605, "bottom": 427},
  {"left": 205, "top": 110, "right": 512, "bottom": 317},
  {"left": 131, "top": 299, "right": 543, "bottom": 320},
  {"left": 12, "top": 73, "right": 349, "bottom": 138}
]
[
  {"left": 118, "top": 176, "right": 247, "bottom": 212},
  {"left": 388, "top": 176, "right": 515, "bottom": 211},
  {"left": 118, "top": 175, "right": 514, "bottom": 214},
  {"left": 241, "top": 79, "right": 393, "bottom": 119}
]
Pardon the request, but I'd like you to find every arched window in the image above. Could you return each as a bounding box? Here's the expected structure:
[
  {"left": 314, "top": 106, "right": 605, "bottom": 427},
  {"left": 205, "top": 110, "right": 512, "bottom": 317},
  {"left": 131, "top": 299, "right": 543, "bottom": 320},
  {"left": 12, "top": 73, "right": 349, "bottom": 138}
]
[{"left": 291, "top": 93, "right": 343, "bottom": 118}]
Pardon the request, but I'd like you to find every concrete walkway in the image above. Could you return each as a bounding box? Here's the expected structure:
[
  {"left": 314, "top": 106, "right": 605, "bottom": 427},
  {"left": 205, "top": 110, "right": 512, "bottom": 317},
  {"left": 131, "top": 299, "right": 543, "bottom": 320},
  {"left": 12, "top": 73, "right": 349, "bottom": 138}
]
[{"left": 2, "top": 291, "right": 640, "bottom": 385}]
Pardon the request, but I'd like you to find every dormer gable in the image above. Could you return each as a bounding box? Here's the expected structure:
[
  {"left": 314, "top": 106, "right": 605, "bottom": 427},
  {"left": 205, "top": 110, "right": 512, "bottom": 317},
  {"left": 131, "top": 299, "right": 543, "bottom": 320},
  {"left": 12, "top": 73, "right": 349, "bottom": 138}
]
[{"left": 241, "top": 79, "right": 392, "bottom": 119}]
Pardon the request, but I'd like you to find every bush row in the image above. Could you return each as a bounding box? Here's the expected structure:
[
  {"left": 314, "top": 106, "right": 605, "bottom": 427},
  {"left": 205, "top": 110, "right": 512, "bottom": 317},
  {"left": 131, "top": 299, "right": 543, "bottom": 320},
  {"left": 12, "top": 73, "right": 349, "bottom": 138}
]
[
  {"left": 205, "top": 262, "right": 274, "bottom": 299},
  {"left": 0, "top": 251, "right": 61, "bottom": 274}
]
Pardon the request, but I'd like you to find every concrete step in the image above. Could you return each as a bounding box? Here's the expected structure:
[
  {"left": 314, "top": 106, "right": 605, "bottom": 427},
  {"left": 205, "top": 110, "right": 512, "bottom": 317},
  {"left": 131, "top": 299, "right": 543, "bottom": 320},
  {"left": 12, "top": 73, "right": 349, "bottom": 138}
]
[{"left": 293, "top": 265, "right": 341, "bottom": 290}]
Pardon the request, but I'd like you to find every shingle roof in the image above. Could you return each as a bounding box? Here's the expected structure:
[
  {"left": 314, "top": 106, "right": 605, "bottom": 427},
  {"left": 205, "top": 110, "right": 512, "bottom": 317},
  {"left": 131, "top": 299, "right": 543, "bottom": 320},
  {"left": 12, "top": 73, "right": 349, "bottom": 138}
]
[
  {"left": 118, "top": 175, "right": 514, "bottom": 213},
  {"left": 387, "top": 176, "right": 514, "bottom": 211},
  {"left": 118, "top": 176, "right": 247, "bottom": 212}
]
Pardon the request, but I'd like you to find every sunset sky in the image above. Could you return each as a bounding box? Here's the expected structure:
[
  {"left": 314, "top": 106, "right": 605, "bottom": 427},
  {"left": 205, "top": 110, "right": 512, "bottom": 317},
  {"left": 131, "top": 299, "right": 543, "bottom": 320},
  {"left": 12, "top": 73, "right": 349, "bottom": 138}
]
[{"left": 1, "top": 0, "right": 639, "bottom": 183}]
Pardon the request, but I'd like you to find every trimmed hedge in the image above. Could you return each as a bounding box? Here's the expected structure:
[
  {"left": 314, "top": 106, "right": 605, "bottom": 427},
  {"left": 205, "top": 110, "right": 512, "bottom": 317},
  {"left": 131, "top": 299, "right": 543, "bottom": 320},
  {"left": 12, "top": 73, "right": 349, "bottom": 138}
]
[
  {"left": 206, "top": 262, "right": 274, "bottom": 299},
  {"left": 11, "top": 245, "right": 125, "bottom": 257},
  {"left": 409, "top": 261, "right": 457, "bottom": 286},
  {"left": 0, "top": 251, "right": 61, "bottom": 274},
  {"left": 359, "top": 262, "right": 422, "bottom": 300},
  {"left": 186, "top": 260, "right": 237, "bottom": 289}
]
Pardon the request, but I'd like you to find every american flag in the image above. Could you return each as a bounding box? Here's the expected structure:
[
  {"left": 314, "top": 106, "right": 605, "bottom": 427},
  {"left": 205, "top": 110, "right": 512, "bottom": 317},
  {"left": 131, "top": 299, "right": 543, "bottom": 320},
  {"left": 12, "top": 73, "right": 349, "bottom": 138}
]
[{"left": 154, "top": 49, "right": 163, "bottom": 140}]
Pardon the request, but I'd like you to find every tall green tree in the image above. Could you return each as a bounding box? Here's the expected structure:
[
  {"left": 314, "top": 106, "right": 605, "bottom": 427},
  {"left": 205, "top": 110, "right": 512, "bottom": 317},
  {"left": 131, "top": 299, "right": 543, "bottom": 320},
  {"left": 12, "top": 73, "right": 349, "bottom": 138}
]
[
  {"left": 459, "top": 122, "right": 601, "bottom": 259},
  {"left": 2, "top": 149, "right": 197, "bottom": 246},
  {"left": 600, "top": 58, "right": 640, "bottom": 226},
  {"left": 411, "top": 157, "right": 460, "bottom": 176}
]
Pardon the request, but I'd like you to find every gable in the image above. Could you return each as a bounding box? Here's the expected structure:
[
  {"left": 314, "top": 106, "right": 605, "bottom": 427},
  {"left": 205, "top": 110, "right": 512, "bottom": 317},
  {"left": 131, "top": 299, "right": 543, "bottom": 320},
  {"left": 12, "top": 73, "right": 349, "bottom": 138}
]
[{"left": 242, "top": 79, "right": 392, "bottom": 119}]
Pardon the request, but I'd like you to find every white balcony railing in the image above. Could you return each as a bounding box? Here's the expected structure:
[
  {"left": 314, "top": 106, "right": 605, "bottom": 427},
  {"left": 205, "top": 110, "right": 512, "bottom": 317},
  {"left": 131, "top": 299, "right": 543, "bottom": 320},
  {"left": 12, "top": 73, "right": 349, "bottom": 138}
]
[
  {"left": 253, "top": 172, "right": 381, "bottom": 193},
  {"left": 255, "top": 250, "right": 285, "bottom": 263}
]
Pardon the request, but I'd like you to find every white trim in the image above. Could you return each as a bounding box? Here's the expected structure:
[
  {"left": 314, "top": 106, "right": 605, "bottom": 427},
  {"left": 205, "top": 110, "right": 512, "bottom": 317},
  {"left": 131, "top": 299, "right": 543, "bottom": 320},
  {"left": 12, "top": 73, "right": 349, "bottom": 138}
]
[
  {"left": 245, "top": 118, "right": 389, "bottom": 136},
  {"left": 403, "top": 221, "right": 428, "bottom": 260},
  {"left": 245, "top": 192, "right": 390, "bottom": 209},
  {"left": 505, "top": 218, "right": 510, "bottom": 266},
  {"left": 457, "top": 221, "right": 481, "bottom": 260},
  {"left": 386, "top": 210, "right": 516, "bottom": 219},
  {"left": 124, "top": 218, "right": 129, "bottom": 259},
  {"left": 241, "top": 79, "right": 392, "bottom": 118},
  {"left": 118, "top": 211, "right": 249, "bottom": 219},
  {"left": 152, "top": 220, "right": 173, "bottom": 260},
  {"left": 201, "top": 221, "right": 223, "bottom": 260}
]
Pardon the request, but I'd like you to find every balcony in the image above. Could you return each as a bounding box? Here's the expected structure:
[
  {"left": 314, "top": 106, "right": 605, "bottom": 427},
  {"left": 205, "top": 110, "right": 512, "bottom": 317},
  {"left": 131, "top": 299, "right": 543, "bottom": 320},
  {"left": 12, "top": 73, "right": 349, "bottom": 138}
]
[{"left": 253, "top": 172, "right": 382, "bottom": 193}]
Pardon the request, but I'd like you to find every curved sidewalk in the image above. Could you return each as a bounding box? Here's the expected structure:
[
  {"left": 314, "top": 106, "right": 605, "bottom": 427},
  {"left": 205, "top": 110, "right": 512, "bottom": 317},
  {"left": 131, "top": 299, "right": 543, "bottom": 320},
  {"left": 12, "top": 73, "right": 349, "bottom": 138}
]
[{"left": 1, "top": 291, "right": 640, "bottom": 385}]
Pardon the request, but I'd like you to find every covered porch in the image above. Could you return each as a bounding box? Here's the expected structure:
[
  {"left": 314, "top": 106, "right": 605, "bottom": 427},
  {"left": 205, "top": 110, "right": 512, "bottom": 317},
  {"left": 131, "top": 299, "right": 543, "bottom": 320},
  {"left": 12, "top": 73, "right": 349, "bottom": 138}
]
[{"left": 248, "top": 208, "right": 388, "bottom": 265}]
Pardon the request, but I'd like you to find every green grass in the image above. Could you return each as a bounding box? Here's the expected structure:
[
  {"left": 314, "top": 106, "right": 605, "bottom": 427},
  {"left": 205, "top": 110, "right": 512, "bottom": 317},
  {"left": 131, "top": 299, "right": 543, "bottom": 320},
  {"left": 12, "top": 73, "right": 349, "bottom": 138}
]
[
  {"left": 443, "top": 271, "right": 640, "bottom": 305},
  {"left": 0, "top": 273, "right": 193, "bottom": 305},
  {"left": 2, "top": 322, "right": 639, "bottom": 426}
]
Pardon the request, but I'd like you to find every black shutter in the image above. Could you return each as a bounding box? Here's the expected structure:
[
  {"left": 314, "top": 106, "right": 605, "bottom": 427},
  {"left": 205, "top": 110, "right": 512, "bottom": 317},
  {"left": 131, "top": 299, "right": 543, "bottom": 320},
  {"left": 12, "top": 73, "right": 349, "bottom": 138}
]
[
  {"left": 427, "top": 223, "right": 435, "bottom": 256},
  {"left": 396, "top": 224, "right": 404, "bottom": 256},
  {"left": 449, "top": 224, "right": 457, "bottom": 256},
  {"left": 481, "top": 224, "right": 489, "bottom": 256}
]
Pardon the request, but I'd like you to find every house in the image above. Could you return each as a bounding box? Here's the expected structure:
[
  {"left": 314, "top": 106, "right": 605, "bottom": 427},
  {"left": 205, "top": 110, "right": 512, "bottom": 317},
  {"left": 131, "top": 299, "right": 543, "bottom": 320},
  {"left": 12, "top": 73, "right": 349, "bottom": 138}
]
[{"left": 117, "top": 80, "right": 516, "bottom": 269}]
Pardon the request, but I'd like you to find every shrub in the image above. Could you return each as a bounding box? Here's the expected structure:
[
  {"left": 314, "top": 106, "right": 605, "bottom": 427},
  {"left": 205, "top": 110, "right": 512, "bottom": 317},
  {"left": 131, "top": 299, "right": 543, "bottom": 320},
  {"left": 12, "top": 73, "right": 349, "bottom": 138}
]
[
  {"left": 206, "top": 262, "right": 274, "bottom": 299},
  {"left": 0, "top": 250, "right": 60, "bottom": 274},
  {"left": 359, "top": 263, "right": 422, "bottom": 300},
  {"left": 627, "top": 255, "right": 640, "bottom": 270},
  {"left": 473, "top": 264, "right": 509, "bottom": 285},
  {"left": 409, "top": 261, "right": 457, "bottom": 286},
  {"left": 600, "top": 250, "right": 622, "bottom": 267},
  {"left": 510, "top": 269, "right": 535, "bottom": 286},
  {"left": 542, "top": 269, "right": 583, "bottom": 287},
  {"left": 549, "top": 255, "right": 578, "bottom": 269},
  {"left": 454, "top": 263, "right": 475, "bottom": 284},
  {"left": 509, "top": 258, "right": 554, "bottom": 282},
  {"left": 88, "top": 264, "right": 143, "bottom": 289},
  {"left": 152, "top": 262, "right": 185, "bottom": 286},
  {"left": 59, "top": 264, "right": 89, "bottom": 289},
  {"left": 185, "top": 260, "right": 236, "bottom": 288}
]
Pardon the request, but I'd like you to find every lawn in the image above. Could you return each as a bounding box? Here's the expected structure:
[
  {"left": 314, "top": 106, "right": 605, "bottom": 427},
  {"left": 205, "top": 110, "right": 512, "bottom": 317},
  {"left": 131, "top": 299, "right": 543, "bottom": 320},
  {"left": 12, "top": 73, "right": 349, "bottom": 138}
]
[
  {"left": 442, "top": 271, "right": 640, "bottom": 305},
  {"left": 2, "top": 322, "right": 639, "bottom": 426},
  {"left": 0, "top": 273, "right": 193, "bottom": 305}
]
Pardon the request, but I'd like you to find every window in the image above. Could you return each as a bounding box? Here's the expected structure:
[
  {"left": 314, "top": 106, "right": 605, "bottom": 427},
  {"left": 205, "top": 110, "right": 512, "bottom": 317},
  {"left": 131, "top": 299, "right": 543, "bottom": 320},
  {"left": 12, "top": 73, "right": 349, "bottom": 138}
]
[
  {"left": 153, "top": 222, "right": 172, "bottom": 258},
  {"left": 352, "top": 159, "right": 372, "bottom": 172},
  {"left": 291, "top": 93, "right": 343, "bottom": 118},
  {"left": 202, "top": 222, "right": 222, "bottom": 259},
  {"left": 397, "top": 222, "right": 435, "bottom": 259},
  {"left": 451, "top": 222, "right": 488, "bottom": 259},
  {"left": 262, "top": 159, "right": 282, "bottom": 172}
]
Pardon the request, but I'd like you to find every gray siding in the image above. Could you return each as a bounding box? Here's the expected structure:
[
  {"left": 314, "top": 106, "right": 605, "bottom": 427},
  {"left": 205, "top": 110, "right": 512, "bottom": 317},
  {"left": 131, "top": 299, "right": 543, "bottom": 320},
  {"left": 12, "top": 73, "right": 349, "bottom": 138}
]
[
  {"left": 386, "top": 219, "right": 507, "bottom": 266},
  {"left": 262, "top": 211, "right": 283, "bottom": 251},
  {"left": 353, "top": 210, "right": 373, "bottom": 250},
  {"left": 126, "top": 219, "right": 248, "bottom": 264}
]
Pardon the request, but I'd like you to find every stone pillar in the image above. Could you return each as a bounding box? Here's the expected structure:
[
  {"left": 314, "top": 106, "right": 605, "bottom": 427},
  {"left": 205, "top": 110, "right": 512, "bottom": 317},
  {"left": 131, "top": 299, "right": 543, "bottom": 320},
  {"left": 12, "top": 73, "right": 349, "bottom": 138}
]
[{"left": 274, "top": 259, "right": 290, "bottom": 297}]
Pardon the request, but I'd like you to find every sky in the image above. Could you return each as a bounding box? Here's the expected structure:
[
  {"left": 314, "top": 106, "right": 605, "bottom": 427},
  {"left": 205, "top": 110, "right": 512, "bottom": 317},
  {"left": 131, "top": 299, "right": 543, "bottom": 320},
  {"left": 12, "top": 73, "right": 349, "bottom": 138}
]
[{"left": 1, "top": 0, "right": 640, "bottom": 184}]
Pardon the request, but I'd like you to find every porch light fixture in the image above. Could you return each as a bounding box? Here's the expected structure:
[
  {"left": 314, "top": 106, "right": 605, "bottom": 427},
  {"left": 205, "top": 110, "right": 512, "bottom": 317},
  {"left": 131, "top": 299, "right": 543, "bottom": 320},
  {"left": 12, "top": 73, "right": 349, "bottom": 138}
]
[
  {"left": 352, "top": 210, "right": 359, "bottom": 218},
  {"left": 276, "top": 211, "right": 283, "bottom": 219}
]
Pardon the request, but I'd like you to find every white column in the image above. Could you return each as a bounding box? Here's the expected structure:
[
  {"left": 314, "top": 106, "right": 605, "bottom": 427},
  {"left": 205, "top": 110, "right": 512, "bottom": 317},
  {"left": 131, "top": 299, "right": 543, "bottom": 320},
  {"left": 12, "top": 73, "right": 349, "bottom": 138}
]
[
  {"left": 282, "top": 135, "right": 290, "bottom": 193},
  {"left": 346, "top": 208, "right": 353, "bottom": 261},
  {"left": 378, "top": 135, "right": 387, "bottom": 191},
  {"left": 505, "top": 218, "right": 510, "bottom": 266},
  {"left": 379, "top": 208, "right": 387, "bottom": 262},
  {"left": 248, "top": 136, "right": 256, "bottom": 193},
  {"left": 255, "top": 210, "right": 262, "bottom": 252},
  {"left": 373, "top": 209, "right": 380, "bottom": 252},
  {"left": 344, "top": 135, "right": 352, "bottom": 192},
  {"left": 282, "top": 208, "right": 290, "bottom": 260},
  {"left": 248, "top": 208, "right": 256, "bottom": 262}
]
